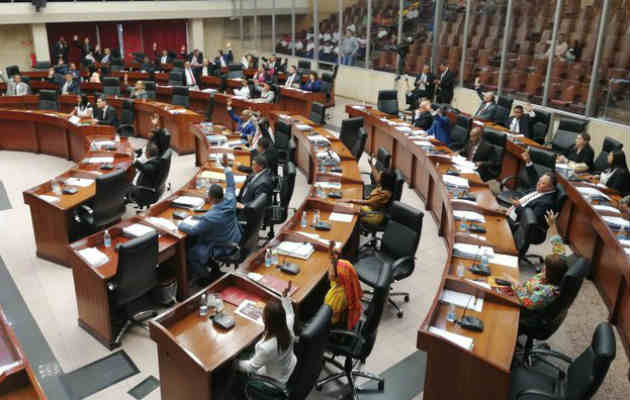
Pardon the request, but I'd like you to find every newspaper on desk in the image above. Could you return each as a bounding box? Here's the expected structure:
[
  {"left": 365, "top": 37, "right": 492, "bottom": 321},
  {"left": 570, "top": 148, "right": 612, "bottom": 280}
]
[
  {"left": 65, "top": 177, "right": 94, "bottom": 187},
  {"left": 276, "top": 241, "right": 315, "bottom": 260},
  {"left": 453, "top": 210, "right": 486, "bottom": 223},
  {"left": 442, "top": 175, "right": 470, "bottom": 189},
  {"left": 428, "top": 327, "right": 474, "bottom": 351},
  {"left": 576, "top": 186, "right": 610, "bottom": 201},
  {"left": 314, "top": 181, "right": 342, "bottom": 190},
  {"left": 146, "top": 217, "right": 178, "bottom": 232},
  {"left": 77, "top": 247, "right": 109, "bottom": 268},
  {"left": 440, "top": 289, "right": 484, "bottom": 313},
  {"left": 172, "top": 196, "right": 206, "bottom": 210},
  {"left": 83, "top": 156, "right": 114, "bottom": 164},
  {"left": 122, "top": 223, "right": 156, "bottom": 238}
]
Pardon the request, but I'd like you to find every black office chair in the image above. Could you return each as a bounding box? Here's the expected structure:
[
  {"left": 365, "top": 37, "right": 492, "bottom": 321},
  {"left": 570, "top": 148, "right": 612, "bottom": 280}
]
[
  {"left": 117, "top": 100, "right": 135, "bottom": 137},
  {"left": 339, "top": 117, "right": 363, "bottom": 154},
  {"left": 351, "top": 128, "right": 368, "bottom": 161},
  {"left": 320, "top": 72, "right": 334, "bottom": 104},
  {"left": 557, "top": 118, "right": 588, "bottom": 134},
  {"left": 263, "top": 162, "right": 296, "bottom": 241},
  {"left": 593, "top": 136, "right": 623, "bottom": 173},
  {"left": 156, "top": 130, "right": 171, "bottom": 156},
  {"left": 377, "top": 89, "right": 399, "bottom": 116},
  {"left": 362, "top": 147, "right": 391, "bottom": 199},
  {"left": 168, "top": 71, "right": 184, "bottom": 86},
  {"left": 34, "top": 61, "right": 51, "bottom": 70},
  {"left": 102, "top": 77, "right": 121, "bottom": 97},
  {"left": 6, "top": 65, "right": 20, "bottom": 78},
  {"left": 517, "top": 255, "right": 590, "bottom": 365},
  {"left": 360, "top": 168, "right": 404, "bottom": 250},
  {"left": 171, "top": 86, "right": 189, "bottom": 107},
  {"left": 227, "top": 64, "right": 244, "bottom": 79},
  {"left": 245, "top": 305, "right": 332, "bottom": 400},
  {"left": 309, "top": 102, "right": 326, "bottom": 125},
  {"left": 214, "top": 193, "right": 267, "bottom": 270},
  {"left": 274, "top": 120, "right": 296, "bottom": 163},
  {"left": 144, "top": 81, "right": 156, "bottom": 100},
  {"left": 297, "top": 60, "right": 311, "bottom": 76},
  {"left": 497, "top": 95, "right": 514, "bottom": 112},
  {"left": 449, "top": 114, "right": 471, "bottom": 152},
  {"left": 529, "top": 109, "right": 551, "bottom": 144},
  {"left": 480, "top": 127, "right": 507, "bottom": 181},
  {"left": 494, "top": 104, "right": 509, "bottom": 127},
  {"left": 74, "top": 168, "right": 128, "bottom": 235},
  {"left": 127, "top": 150, "right": 173, "bottom": 209},
  {"left": 497, "top": 147, "right": 557, "bottom": 206},
  {"left": 316, "top": 262, "right": 393, "bottom": 396},
  {"left": 206, "top": 95, "right": 215, "bottom": 121},
  {"left": 109, "top": 232, "right": 160, "bottom": 346},
  {"left": 355, "top": 201, "right": 423, "bottom": 317},
  {"left": 550, "top": 130, "right": 578, "bottom": 155},
  {"left": 271, "top": 84, "right": 281, "bottom": 104},
  {"left": 509, "top": 322, "right": 615, "bottom": 400},
  {"left": 38, "top": 90, "right": 58, "bottom": 111}
]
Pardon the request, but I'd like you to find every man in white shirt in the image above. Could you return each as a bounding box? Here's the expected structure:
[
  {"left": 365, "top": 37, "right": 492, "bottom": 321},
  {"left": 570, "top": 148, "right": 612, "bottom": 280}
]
[
  {"left": 60, "top": 73, "right": 78, "bottom": 95},
  {"left": 284, "top": 65, "right": 298, "bottom": 88},
  {"left": 201, "top": 59, "right": 212, "bottom": 77},
  {"left": 507, "top": 104, "right": 536, "bottom": 137},
  {"left": 257, "top": 83, "right": 275, "bottom": 103},
  {"left": 183, "top": 61, "right": 199, "bottom": 90},
  {"left": 233, "top": 80, "right": 251, "bottom": 98},
  {"left": 10, "top": 74, "right": 30, "bottom": 96},
  {"left": 159, "top": 49, "right": 169, "bottom": 65},
  {"left": 101, "top": 48, "right": 112, "bottom": 64}
]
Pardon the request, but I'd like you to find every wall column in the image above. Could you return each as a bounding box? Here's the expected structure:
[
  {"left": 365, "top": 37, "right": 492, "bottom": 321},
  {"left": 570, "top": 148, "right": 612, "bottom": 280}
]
[
  {"left": 189, "top": 18, "right": 205, "bottom": 52},
  {"left": 31, "top": 23, "right": 49, "bottom": 62}
]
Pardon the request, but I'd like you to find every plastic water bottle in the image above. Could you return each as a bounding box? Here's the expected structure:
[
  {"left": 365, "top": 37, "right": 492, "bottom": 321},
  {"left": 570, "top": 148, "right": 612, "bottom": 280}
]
[
  {"left": 103, "top": 229, "right": 111, "bottom": 248},
  {"left": 272, "top": 249, "right": 279, "bottom": 265},
  {"left": 314, "top": 210, "right": 320, "bottom": 225},
  {"left": 265, "top": 248, "right": 272, "bottom": 268},
  {"left": 301, "top": 211, "right": 307, "bottom": 228},
  {"left": 199, "top": 293, "right": 209, "bottom": 316},
  {"left": 460, "top": 216, "right": 468, "bottom": 232},
  {"left": 480, "top": 248, "right": 488, "bottom": 268},
  {"left": 456, "top": 263, "right": 465, "bottom": 278},
  {"left": 51, "top": 180, "right": 62, "bottom": 196},
  {"left": 446, "top": 304, "right": 457, "bottom": 323}
]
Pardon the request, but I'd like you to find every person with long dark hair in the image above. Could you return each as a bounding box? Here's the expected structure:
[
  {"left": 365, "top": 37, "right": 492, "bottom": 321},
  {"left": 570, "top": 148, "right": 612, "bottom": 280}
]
[
  {"left": 237, "top": 284, "right": 296, "bottom": 384},
  {"left": 600, "top": 150, "right": 630, "bottom": 196},
  {"left": 71, "top": 95, "right": 93, "bottom": 118},
  {"left": 342, "top": 168, "right": 395, "bottom": 226}
]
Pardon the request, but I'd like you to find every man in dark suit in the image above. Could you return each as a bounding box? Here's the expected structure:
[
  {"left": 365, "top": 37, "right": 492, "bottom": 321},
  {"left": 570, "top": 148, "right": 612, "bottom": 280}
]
[
  {"left": 435, "top": 63, "right": 455, "bottom": 104},
  {"left": 412, "top": 100, "right": 434, "bottom": 130},
  {"left": 474, "top": 85, "right": 499, "bottom": 121},
  {"left": 53, "top": 36, "right": 68, "bottom": 63},
  {"left": 59, "top": 73, "right": 80, "bottom": 95},
  {"left": 507, "top": 105, "right": 535, "bottom": 137},
  {"left": 72, "top": 35, "right": 92, "bottom": 59},
  {"left": 237, "top": 155, "right": 273, "bottom": 208},
  {"left": 94, "top": 97, "right": 118, "bottom": 127},
  {"left": 407, "top": 65, "right": 435, "bottom": 110},
  {"left": 129, "top": 142, "right": 161, "bottom": 199},
  {"left": 158, "top": 50, "right": 171, "bottom": 66},
  {"left": 140, "top": 56, "right": 155, "bottom": 74},
  {"left": 460, "top": 127, "right": 499, "bottom": 182}
]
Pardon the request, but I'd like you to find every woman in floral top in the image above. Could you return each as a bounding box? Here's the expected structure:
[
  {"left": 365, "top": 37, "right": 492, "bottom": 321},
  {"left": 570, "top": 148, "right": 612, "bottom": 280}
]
[{"left": 503, "top": 211, "right": 568, "bottom": 310}]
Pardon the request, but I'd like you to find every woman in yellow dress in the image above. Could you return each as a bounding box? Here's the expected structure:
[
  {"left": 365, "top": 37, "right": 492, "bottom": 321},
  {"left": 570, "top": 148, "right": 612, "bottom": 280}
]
[
  {"left": 343, "top": 169, "right": 395, "bottom": 226},
  {"left": 324, "top": 243, "right": 363, "bottom": 329}
]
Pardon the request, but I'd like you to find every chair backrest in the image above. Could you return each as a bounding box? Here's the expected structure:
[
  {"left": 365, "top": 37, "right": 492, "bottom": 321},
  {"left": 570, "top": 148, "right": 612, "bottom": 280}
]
[
  {"left": 391, "top": 169, "right": 405, "bottom": 202},
  {"left": 381, "top": 201, "right": 423, "bottom": 261},
  {"left": 144, "top": 81, "right": 156, "bottom": 100},
  {"left": 280, "top": 162, "right": 297, "bottom": 209},
  {"left": 450, "top": 115, "right": 471, "bottom": 149},
  {"left": 530, "top": 109, "right": 550, "bottom": 138},
  {"left": 566, "top": 322, "right": 616, "bottom": 400},
  {"left": 297, "top": 60, "right": 311, "bottom": 75},
  {"left": 375, "top": 147, "right": 391, "bottom": 172},
  {"left": 515, "top": 207, "right": 547, "bottom": 255},
  {"left": 113, "top": 232, "right": 159, "bottom": 307},
  {"left": 241, "top": 193, "right": 267, "bottom": 257},
  {"left": 38, "top": 90, "right": 58, "bottom": 111},
  {"left": 493, "top": 105, "right": 509, "bottom": 127},
  {"left": 227, "top": 64, "right": 244, "bottom": 79},
  {"left": 483, "top": 127, "right": 507, "bottom": 178},
  {"left": 496, "top": 95, "right": 513, "bottom": 111},
  {"left": 172, "top": 59, "right": 185, "bottom": 69},
  {"left": 526, "top": 147, "right": 557, "bottom": 186},
  {"left": 171, "top": 86, "right": 189, "bottom": 107},
  {"left": 156, "top": 149, "right": 173, "bottom": 194},
  {"left": 157, "top": 130, "right": 171, "bottom": 155},
  {"left": 531, "top": 121, "right": 548, "bottom": 144},
  {"left": 287, "top": 305, "right": 332, "bottom": 400},
  {"left": 35, "top": 61, "right": 51, "bottom": 70},
  {"left": 554, "top": 182, "right": 568, "bottom": 213},
  {"left": 351, "top": 128, "right": 368, "bottom": 160},
  {"left": 206, "top": 96, "right": 215, "bottom": 121},
  {"left": 551, "top": 130, "right": 578, "bottom": 154},
  {"left": 594, "top": 136, "right": 623, "bottom": 172},
  {"left": 120, "top": 100, "right": 134, "bottom": 125},
  {"left": 168, "top": 72, "right": 184, "bottom": 86},
  {"left": 377, "top": 90, "right": 398, "bottom": 115},
  {"left": 103, "top": 77, "right": 120, "bottom": 96},
  {"left": 309, "top": 102, "right": 326, "bottom": 125},
  {"left": 357, "top": 262, "right": 393, "bottom": 359},
  {"left": 92, "top": 168, "right": 128, "bottom": 228},
  {"left": 339, "top": 117, "right": 363, "bottom": 152},
  {"left": 557, "top": 118, "right": 588, "bottom": 133}
]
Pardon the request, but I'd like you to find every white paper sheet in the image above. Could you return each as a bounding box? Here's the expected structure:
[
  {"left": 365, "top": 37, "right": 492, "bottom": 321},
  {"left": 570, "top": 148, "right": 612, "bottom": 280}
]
[
  {"left": 442, "top": 175, "right": 470, "bottom": 189},
  {"left": 146, "top": 217, "right": 178, "bottom": 232},
  {"left": 440, "top": 289, "right": 484, "bottom": 313},
  {"left": 453, "top": 210, "right": 486, "bottom": 223},
  {"left": 329, "top": 212, "right": 353, "bottom": 223},
  {"left": 38, "top": 195, "right": 59, "bottom": 203},
  {"left": 576, "top": 186, "right": 610, "bottom": 200},
  {"left": 602, "top": 216, "right": 630, "bottom": 229},
  {"left": 122, "top": 223, "right": 156, "bottom": 238},
  {"left": 489, "top": 253, "right": 519, "bottom": 269},
  {"left": 84, "top": 157, "right": 114, "bottom": 164},
  {"left": 78, "top": 247, "right": 109, "bottom": 268},
  {"left": 593, "top": 205, "right": 621, "bottom": 214},
  {"left": 65, "top": 177, "right": 94, "bottom": 187}
]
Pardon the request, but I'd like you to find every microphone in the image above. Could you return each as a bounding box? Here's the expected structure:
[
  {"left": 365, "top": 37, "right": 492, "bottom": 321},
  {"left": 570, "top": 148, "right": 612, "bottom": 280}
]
[{"left": 457, "top": 292, "right": 484, "bottom": 332}]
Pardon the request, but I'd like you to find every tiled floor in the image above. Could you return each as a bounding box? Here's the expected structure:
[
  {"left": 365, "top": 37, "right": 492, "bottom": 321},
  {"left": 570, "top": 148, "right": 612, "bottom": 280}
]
[{"left": 0, "top": 96, "right": 627, "bottom": 400}]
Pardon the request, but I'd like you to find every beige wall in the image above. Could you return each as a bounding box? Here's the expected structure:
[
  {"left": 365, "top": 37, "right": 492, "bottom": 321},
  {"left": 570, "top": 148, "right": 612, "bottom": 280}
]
[{"left": 0, "top": 24, "right": 34, "bottom": 73}]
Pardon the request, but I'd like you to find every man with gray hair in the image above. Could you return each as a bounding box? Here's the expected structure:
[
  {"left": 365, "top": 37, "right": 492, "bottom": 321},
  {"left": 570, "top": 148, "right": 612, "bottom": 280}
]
[{"left": 474, "top": 78, "right": 498, "bottom": 121}]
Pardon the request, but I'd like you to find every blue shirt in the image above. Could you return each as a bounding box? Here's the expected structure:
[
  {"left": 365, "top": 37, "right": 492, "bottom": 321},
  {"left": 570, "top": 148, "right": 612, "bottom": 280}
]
[
  {"left": 428, "top": 114, "right": 451, "bottom": 145},
  {"left": 228, "top": 108, "right": 257, "bottom": 139},
  {"left": 301, "top": 79, "right": 322, "bottom": 92}
]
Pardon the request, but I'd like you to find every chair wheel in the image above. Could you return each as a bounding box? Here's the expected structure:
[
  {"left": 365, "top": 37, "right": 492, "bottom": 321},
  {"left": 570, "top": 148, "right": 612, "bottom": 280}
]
[
  {"left": 404, "top": 295, "right": 410, "bottom": 302},
  {"left": 397, "top": 311, "right": 403, "bottom": 318}
]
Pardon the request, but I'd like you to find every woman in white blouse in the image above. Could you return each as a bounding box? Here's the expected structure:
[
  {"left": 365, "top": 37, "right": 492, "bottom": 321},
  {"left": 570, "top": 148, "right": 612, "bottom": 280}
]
[
  {"left": 237, "top": 285, "right": 296, "bottom": 385},
  {"left": 71, "top": 95, "right": 93, "bottom": 118}
]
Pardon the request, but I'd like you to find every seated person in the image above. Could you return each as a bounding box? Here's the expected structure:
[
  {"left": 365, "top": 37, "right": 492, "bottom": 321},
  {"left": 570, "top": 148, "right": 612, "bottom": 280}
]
[
  {"left": 233, "top": 79, "right": 252, "bottom": 98},
  {"left": 284, "top": 65, "right": 299, "bottom": 88},
  {"left": 407, "top": 65, "right": 434, "bottom": 111},
  {"left": 237, "top": 154, "right": 273, "bottom": 208},
  {"left": 59, "top": 72, "right": 79, "bottom": 95},
  {"left": 600, "top": 150, "right": 630, "bottom": 196},
  {"left": 7, "top": 74, "right": 30, "bottom": 96},
  {"left": 557, "top": 132, "right": 594, "bottom": 172},
  {"left": 70, "top": 95, "right": 93, "bottom": 118},
  {"left": 128, "top": 142, "right": 161, "bottom": 198},
  {"left": 460, "top": 127, "right": 500, "bottom": 182},
  {"left": 324, "top": 243, "right": 363, "bottom": 329},
  {"left": 473, "top": 82, "right": 498, "bottom": 121},
  {"left": 236, "top": 284, "right": 296, "bottom": 386},
  {"left": 507, "top": 104, "right": 535, "bottom": 137},
  {"left": 177, "top": 154, "right": 242, "bottom": 282},
  {"left": 226, "top": 98, "right": 258, "bottom": 140},
  {"left": 300, "top": 72, "right": 322, "bottom": 92},
  {"left": 342, "top": 168, "right": 394, "bottom": 226},
  {"left": 89, "top": 71, "right": 101, "bottom": 83},
  {"left": 200, "top": 58, "right": 213, "bottom": 77},
  {"left": 427, "top": 105, "right": 451, "bottom": 145},
  {"left": 140, "top": 56, "right": 155, "bottom": 73},
  {"left": 136, "top": 113, "right": 169, "bottom": 157},
  {"left": 412, "top": 100, "right": 433, "bottom": 130},
  {"left": 253, "top": 65, "right": 267, "bottom": 83},
  {"left": 130, "top": 80, "right": 149, "bottom": 100},
  {"left": 501, "top": 211, "right": 568, "bottom": 310},
  {"left": 241, "top": 137, "right": 278, "bottom": 175},
  {"left": 256, "top": 82, "right": 275, "bottom": 103},
  {"left": 94, "top": 96, "right": 118, "bottom": 127},
  {"left": 497, "top": 162, "right": 557, "bottom": 233}
]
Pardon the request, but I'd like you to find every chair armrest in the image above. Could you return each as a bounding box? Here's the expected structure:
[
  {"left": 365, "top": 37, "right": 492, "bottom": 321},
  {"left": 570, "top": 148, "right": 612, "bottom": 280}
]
[
  {"left": 499, "top": 175, "right": 519, "bottom": 190},
  {"left": 79, "top": 204, "right": 93, "bottom": 215},
  {"left": 515, "top": 388, "right": 562, "bottom": 400},
  {"left": 133, "top": 185, "right": 158, "bottom": 194},
  {"left": 391, "top": 256, "right": 415, "bottom": 272},
  {"left": 244, "top": 374, "right": 289, "bottom": 398},
  {"left": 528, "top": 349, "right": 573, "bottom": 364}
]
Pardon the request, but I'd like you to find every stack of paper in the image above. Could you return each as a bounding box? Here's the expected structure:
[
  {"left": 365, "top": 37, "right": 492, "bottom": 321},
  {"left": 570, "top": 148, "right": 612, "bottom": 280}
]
[
  {"left": 428, "top": 327, "right": 474, "bottom": 351},
  {"left": 65, "top": 177, "right": 94, "bottom": 187},
  {"left": 206, "top": 135, "right": 227, "bottom": 146},
  {"left": 593, "top": 205, "right": 621, "bottom": 215},
  {"left": 395, "top": 126, "right": 412, "bottom": 133},
  {"left": 168, "top": 109, "right": 188, "bottom": 114},
  {"left": 440, "top": 289, "right": 484, "bottom": 312},
  {"left": 209, "top": 153, "right": 235, "bottom": 161},
  {"left": 38, "top": 195, "right": 59, "bottom": 203},
  {"left": 314, "top": 181, "right": 342, "bottom": 189},
  {"left": 453, "top": 243, "right": 494, "bottom": 260},
  {"left": 576, "top": 187, "right": 610, "bottom": 201},
  {"left": 307, "top": 135, "right": 331, "bottom": 146},
  {"left": 351, "top": 105, "right": 366, "bottom": 110},
  {"left": 602, "top": 216, "right": 630, "bottom": 230},
  {"left": 294, "top": 124, "right": 312, "bottom": 131},
  {"left": 84, "top": 157, "right": 114, "bottom": 164},
  {"left": 489, "top": 253, "right": 519, "bottom": 269},
  {"left": 202, "top": 88, "right": 217, "bottom": 93},
  {"left": 453, "top": 210, "right": 486, "bottom": 223},
  {"left": 276, "top": 241, "right": 315, "bottom": 260},
  {"left": 172, "top": 196, "right": 205, "bottom": 209},
  {"left": 179, "top": 216, "right": 200, "bottom": 229},
  {"left": 146, "top": 217, "right": 178, "bottom": 232},
  {"left": 443, "top": 175, "right": 470, "bottom": 189},
  {"left": 68, "top": 115, "right": 81, "bottom": 125},
  {"left": 78, "top": 247, "right": 109, "bottom": 268},
  {"left": 329, "top": 212, "right": 353, "bottom": 223},
  {"left": 199, "top": 170, "right": 226, "bottom": 181},
  {"left": 122, "top": 223, "right": 156, "bottom": 238}
]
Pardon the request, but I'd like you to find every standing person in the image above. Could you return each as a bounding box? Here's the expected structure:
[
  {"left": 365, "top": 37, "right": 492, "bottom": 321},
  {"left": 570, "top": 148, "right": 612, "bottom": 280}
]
[
  {"left": 435, "top": 63, "right": 455, "bottom": 104},
  {"left": 72, "top": 35, "right": 92, "bottom": 60},
  {"left": 341, "top": 29, "right": 360, "bottom": 66},
  {"left": 53, "top": 36, "right": 69, "bottom": 63}
]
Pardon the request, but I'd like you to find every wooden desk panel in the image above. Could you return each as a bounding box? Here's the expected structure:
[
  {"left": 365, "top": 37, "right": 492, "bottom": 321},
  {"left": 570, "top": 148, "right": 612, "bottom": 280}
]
[{"left": 0, "top": 118, "right": 38, "bottom": 153}]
